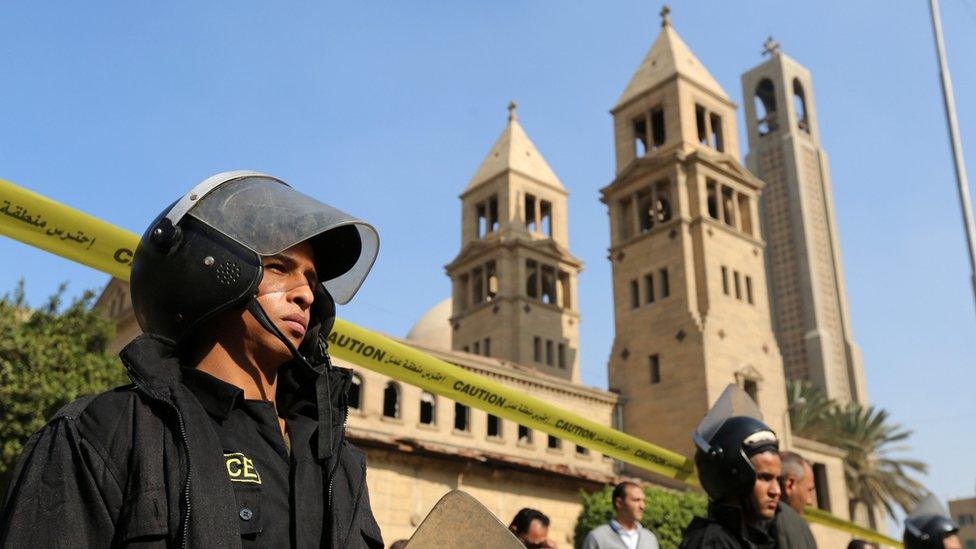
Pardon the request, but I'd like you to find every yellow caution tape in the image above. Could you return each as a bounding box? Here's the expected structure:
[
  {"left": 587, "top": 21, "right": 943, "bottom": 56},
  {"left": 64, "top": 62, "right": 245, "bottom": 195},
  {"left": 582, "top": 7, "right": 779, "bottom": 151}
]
[{"left": 0, "top": 176, "right": 902, "bottom": 547}]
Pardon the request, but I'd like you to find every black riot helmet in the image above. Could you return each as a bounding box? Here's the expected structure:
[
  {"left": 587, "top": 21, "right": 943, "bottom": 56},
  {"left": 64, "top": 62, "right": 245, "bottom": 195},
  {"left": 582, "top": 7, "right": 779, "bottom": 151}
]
[
  {"left": 130, "top": 170, "right": 380, "bottom": 353},
  {"left": 904, "top": 494, "right": 960, "bottom": 549},
  {"left": 693, "top": 384, "right": 780, "bottom": 501}
]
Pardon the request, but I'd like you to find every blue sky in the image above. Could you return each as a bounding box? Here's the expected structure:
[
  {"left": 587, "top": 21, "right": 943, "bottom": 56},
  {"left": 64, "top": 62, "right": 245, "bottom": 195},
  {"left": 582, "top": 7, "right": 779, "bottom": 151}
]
[{"left": 1, "top": 1, "right": 974, "bottom": 518}]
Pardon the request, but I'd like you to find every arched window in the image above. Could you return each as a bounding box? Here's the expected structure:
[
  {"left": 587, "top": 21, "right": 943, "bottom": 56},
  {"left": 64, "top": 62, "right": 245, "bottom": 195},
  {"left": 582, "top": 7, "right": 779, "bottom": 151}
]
[
  {"left": 793, "top": 79, "right": 809, "bottom": 133},
  {"left": 348, "top": 373, "right": 363, "bottom": 410},
  {"left": 419, "top": 391, "right": 436, "bottom": 425},
  {"left": 754, "top": 78, "right": 778, "bottom": 136},
  {"left": 383, "top": 382, "right": 400, "bottom": 419}
]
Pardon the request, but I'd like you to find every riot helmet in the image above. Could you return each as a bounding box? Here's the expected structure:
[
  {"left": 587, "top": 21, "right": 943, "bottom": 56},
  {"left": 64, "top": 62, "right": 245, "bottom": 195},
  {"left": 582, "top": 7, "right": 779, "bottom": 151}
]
[
  {"left": 693, "top": 384, "right": 780, "bottom": 501},
  {"left": 130, "top": 170, "right": 379, "bottom": 355},
  {"left": 904, "top": 494, "right": 960, "bottom": 549}
]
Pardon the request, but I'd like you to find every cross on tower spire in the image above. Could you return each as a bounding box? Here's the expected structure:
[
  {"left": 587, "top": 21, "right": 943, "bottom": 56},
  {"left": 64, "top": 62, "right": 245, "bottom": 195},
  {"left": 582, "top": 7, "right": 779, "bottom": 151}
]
[
  {"left": 659, "top": 5, "right": 671, "bottom": 27},
  {"left": 508, "top": 100, "right": 518, "bottom": 122},
  {"left": 762, "top": 36, "right": 781, "bottom": 57}
]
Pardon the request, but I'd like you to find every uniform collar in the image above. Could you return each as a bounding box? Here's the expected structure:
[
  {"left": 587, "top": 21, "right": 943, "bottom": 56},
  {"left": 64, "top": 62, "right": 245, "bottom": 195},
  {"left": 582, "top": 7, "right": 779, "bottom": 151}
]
[{"left": 180, "top": 367, "right": 244, "bottom": 420}]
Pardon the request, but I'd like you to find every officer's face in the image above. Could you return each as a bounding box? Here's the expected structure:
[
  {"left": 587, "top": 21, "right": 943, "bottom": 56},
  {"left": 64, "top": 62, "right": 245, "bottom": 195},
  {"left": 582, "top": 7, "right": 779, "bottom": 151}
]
[
  {"left": 750, "top": 451, "right": 781, "bottom": 520},
  {"left": 247, "top": 241, "right": 318, "bottom": 359},
  {"left": 942, "top": 534, "right": 962, "bottom": 549}
]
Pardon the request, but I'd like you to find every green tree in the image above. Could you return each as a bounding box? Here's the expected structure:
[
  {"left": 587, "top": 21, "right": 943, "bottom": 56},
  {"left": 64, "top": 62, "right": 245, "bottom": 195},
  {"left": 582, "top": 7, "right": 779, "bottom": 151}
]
[
  {"left": 0, "top": 281, "right": 128, "bottom": 494},
  {"left": 787, "top": 380, "right": 927, "bottom": 524},
  {"left": 575, "top": 484, "right": 706, "bottom": 549}
]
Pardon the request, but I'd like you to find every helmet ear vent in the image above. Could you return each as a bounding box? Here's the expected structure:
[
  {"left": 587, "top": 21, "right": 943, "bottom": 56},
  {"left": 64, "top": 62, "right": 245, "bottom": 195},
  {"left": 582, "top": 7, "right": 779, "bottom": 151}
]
[{"left": 215, "top": 261, "right": 242, "bottom": 285}]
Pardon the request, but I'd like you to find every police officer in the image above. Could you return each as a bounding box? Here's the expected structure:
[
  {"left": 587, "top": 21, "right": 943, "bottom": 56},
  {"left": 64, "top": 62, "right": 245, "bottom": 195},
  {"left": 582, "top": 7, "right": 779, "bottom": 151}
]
[
  {"left": 680, "top": 385, "right": 782, "bottom": 549},
  {"left": 0, "top": 171, "right": 384, "bottom": 548},
  {"left": 903, "top": 494, "right": 962, "bottom": 549}
]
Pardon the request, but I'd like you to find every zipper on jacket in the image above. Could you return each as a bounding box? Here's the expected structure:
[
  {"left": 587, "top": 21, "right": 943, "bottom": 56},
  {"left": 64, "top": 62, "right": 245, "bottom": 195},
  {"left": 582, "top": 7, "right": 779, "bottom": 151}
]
[{"left": 123, "top": 362, "right": 192, "bottom": 549}]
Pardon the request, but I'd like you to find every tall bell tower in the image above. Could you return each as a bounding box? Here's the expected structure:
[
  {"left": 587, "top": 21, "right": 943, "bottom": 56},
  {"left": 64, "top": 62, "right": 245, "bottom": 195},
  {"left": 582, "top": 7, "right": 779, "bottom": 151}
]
[
  {"left": 446, "top": 103, "right": 583, "bottom": 382},
  {"left": 603, "top": 8, "right": 789, "bottom": 457},
  {"left": 741, "top": 40, "right": 868, "bottom": 404}
]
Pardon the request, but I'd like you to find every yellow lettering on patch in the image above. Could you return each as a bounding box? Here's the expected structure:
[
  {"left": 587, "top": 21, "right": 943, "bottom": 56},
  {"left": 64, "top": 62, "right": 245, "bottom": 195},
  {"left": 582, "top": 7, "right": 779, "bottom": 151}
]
[{"left": 223, "top": 453, "right": 261, "bottom": 484}]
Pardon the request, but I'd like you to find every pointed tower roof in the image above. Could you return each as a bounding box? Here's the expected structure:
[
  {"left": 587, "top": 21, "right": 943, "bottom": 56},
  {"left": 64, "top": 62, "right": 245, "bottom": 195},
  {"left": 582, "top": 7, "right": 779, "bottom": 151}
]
[
  {"left": 614, "top": 6, "right": 730, "bottom": 111},
  {"left": 464, "top": 102, "right": 565, "bottom": 194}
]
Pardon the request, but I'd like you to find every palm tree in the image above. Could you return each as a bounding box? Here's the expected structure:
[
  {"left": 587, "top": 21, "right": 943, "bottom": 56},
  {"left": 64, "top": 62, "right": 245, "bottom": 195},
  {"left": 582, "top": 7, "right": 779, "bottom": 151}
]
[
  {"left": 829, "top": 403, "right": 928, "bottom": 525},
  {"left": 786, "top": 381, "right": 928, "bottom": 524}
]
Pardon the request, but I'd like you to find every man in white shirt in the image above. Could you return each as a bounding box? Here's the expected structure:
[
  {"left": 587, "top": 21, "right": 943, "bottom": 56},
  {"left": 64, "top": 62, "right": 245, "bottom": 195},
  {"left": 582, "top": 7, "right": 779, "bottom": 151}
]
[{"left": 582, "top": 482, "right": 660, "bottom": 549}]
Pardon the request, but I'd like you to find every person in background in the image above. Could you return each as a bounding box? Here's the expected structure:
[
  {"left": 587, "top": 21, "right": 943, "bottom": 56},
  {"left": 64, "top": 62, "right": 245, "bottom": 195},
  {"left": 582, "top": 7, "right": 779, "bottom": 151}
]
[
  {"left": 775, "top": 451, "right": 818, "bottom": 548},
  {"left": 582, "top": 481, "right": 660, "bottom": 549},
  {"left": 509, "top": 507, "right": 558, "bottom": 549}
]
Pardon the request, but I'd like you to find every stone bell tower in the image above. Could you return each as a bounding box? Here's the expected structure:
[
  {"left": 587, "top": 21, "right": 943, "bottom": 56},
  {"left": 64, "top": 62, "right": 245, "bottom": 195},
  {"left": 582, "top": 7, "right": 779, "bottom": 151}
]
[
  {"left": 446, "top": 103, "right": 583, "bottom": 382},
  {"left": 603, "top": 8, "right": 789, "bottom": 457},
  {"left": 742, "top": 40, "right": 868, "bottom": 405}
]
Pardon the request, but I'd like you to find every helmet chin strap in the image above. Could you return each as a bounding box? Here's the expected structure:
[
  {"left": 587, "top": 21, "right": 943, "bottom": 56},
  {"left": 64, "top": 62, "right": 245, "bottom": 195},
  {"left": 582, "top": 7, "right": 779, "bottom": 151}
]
[{"left": 245, "top": 297, "right": 334, "bottom": 460}]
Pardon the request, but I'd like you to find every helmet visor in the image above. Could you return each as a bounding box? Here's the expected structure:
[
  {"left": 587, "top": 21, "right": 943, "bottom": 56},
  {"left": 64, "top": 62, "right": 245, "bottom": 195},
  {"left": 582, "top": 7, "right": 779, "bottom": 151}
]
[
  {"left": 185, "top": 175, "right": 379, "bottom": 304},
  {"left": 695, "top": 384, "right": 766, "bottom": 445}
]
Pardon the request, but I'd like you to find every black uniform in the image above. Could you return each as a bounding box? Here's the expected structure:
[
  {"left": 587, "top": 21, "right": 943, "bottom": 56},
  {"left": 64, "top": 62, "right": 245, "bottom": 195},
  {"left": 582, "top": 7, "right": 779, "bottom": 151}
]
[
  {"left": 679, "top": 502, "right": 777, "bottom": 549},
  {"left": 0, "top": 334, "right": 384, "bottom": 548}
]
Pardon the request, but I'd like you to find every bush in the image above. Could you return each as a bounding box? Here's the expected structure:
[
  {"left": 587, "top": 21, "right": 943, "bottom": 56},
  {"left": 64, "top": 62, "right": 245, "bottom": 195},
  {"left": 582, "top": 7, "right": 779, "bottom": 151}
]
[
  {"left": 575, "top": 484, "right": 707, "bottom": 549},
  {"left": 0, "top": 281, "right": 128, "bottom": 494}
]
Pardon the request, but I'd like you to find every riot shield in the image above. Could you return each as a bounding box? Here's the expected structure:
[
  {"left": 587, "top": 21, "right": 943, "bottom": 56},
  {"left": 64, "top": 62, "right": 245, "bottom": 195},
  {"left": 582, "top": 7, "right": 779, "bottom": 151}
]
[{"left": 405, "top": 490, "right": 525, "bottom": 548}]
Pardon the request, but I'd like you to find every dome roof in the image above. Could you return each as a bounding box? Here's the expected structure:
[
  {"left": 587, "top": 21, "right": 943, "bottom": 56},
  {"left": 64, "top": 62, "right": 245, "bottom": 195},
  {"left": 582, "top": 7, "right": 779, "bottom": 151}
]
[{"left": 406, "top": 298, "right": 452, "bottom": 349}]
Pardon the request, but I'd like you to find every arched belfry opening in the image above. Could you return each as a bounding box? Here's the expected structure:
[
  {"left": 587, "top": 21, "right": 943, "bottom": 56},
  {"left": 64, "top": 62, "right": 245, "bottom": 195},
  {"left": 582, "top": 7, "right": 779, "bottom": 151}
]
[
  {"left": 793, "top": 79, "right": 810, "bottom": 133},
  {"left": 754, "top": 78, "right": 778, "bottom": 136}
]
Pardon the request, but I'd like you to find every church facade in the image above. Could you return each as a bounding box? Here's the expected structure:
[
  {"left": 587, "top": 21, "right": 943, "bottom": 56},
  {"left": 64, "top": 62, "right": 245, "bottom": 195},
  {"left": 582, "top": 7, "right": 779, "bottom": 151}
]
[{"left": 95, "top": 9, "right": 870, "bottom": 546}]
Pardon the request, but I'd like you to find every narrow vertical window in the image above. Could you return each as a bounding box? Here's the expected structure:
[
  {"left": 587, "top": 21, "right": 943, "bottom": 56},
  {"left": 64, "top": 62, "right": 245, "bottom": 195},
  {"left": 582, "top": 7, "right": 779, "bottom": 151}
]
[
  {"left": 734, "top": 271, "right": 742, "bottom": 300},
  {"left": 637, "top": 188, "right": 653, "bottom": 233},
  {"left": 743, "top": 379, "right": 758, "bottom": 403},
  {"left": 659, "top": 269, "right": 670, "bottom": 298},
  {"left": 526, "top": 259, "right": 538, "bottom": 298},
  {"left": 812, "top": 463, "right": 832, "bottom": 511},
  {"left": 458, "top": 274, "right": 470, "bottom": 311},
  {"left": 487, "top": 195, "right": 499, "bottom": 233},
  {"left": 487, "top": 414, "right": 502, "bottom": 438},
  {"left": 644, "top": 274, "right": 655, "bottom": 304},
  {"left": 348, "top": 374, "right": 363, "bottom": 410},
  {"left": 630, "top": 279, "right": 640, "bottom": 309},
  {"left": 793, "top": 79, "right": 810, "bottom": 133},
  {"left": 709, "top": 113, "right": 724, "bottom": 152},
  {"left": 483, "top": 337, "right": 491, "bottom": 357},
  {"left": 472, "top": 266, "right": 484, "bottom": 304},
  {"left": 655, "top": 180, "right": 672, "bottom": 222},
  {"left": 721, "top": 187, "right": 735, "bottom": 227},
  {"left": 557, "top": 343, "right": 566, "bottom": 369},
  {"left": 454, "top": 402, "right": 469, "bottom": 432},
  {"left": 383, "top": 382, "right": 400, "bottom": 419},
  {"left": 472, "top": 340, "right": 480, "bottom": 355},
  {"left": 539, "top": 200, "right": 553, "bottom": 237},
  {"left": 721, "top": 266, "right": 729, "bottom": 295},
  {"left": 649, "top": 354, "right": 661, "bottom": 384},
  {"left": 545, "top": 340, "right": 554, "bottom": 366},
  {"left": 548, "top": 435, "right": 561, "bottom": 449},
  {"left": 518, "top": 425, "right": 532, "bottom": 444},
  {"left": 618, "top": 197, "right": 634, "bottom": 239},
  {"left": 754, "top": 79, "right": 778, "bottom": 136},
  {"left": 746, "top": 276, "right": 754, "bottom": 304},
  {"left": 533, "top": 337, "right": 542, "bottom": 362},
  {"left": 650, "top": 106, "right": 666, "bottom": 149},
  {"left": 525, "top": 194, "right": 538, "bottom": 232},
  {"left": 541, "top": 265, "right": 557, "bottom": 305},
  {"left": 633, "top": 116, "right": 648, "bottom": 157},
  {"left": 419, "top": 391, "right": 436, "bottom": 425},
  {"left": 695, "top": 104, "right": 708, "bottom": 145},
  {"left": 706, "top": 180, "right": 719, "bottom": 219},
  {"left": 476, "top": 201, "right": 487, "bottom": 238}
]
